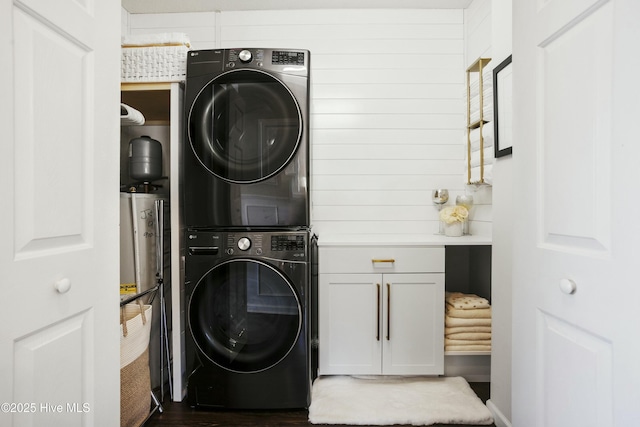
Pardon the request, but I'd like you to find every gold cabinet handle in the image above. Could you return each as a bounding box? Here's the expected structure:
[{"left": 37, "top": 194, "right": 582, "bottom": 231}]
[
  {"left": 386, "top": 283, "right": 391, "bottom": 341},
  {"left": 376, "top": 283, "right": 381, "bottom": 341},
  {"left": 372, "top": 259, "right": 395, "bottom": 263}
]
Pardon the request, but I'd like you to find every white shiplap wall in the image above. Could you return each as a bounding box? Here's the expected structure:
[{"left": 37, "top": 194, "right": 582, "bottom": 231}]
[
  {"left": 127, "top": 9, "right": 493, "bottom": 238},
  {"left": 129, "top": 12, "right": 218, "bottom": 49},
  {"left": 462, "top": 0, "right": 493, "bottom": 235},
  {"left": 464, "top": 0, "right": 492, "bottom": 65}
]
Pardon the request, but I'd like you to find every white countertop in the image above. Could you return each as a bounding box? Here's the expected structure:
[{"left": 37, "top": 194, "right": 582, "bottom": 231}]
[{"left": 316, "top": 233, "right": 492, "bottom": 246}]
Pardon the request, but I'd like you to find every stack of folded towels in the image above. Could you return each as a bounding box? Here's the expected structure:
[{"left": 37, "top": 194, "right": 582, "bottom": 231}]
[{"left": 445, "top": 292, "right": 492, "bottom": 352}]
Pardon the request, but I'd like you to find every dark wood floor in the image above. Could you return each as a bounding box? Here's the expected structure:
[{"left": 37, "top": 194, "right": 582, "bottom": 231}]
[{"left": 145, "top": 382, "right": 495, "bottom": 427}]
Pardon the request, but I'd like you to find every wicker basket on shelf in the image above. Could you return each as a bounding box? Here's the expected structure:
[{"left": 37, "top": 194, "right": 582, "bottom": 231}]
[{"left": 121, "top": 33, "right": 190, "bottom": 83}]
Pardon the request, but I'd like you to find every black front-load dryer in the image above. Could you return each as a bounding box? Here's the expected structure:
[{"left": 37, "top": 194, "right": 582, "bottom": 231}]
[
  {"left": 183, "top": 48, "right": 310, "bottom": 229},
  {"left": 185, "top": 230, "right": 312, "bottom": 409}
]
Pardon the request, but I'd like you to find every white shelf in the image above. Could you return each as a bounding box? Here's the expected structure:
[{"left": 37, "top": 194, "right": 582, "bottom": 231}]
[{"left": 317, "top": 233, "right": 492, "bottom": 246}]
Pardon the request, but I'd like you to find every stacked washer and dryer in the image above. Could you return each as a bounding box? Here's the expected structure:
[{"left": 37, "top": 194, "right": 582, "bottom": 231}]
[{"left": 182, "top": 48, "right": 314, "bottom": 409}]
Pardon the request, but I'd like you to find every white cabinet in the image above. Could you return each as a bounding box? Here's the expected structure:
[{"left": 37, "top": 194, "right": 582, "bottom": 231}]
[{"left": 318, "top": 246, "right": 445, "bottom": 375}]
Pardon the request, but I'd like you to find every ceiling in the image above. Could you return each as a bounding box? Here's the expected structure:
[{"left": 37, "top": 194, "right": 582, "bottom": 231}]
[{"left": 121, "top": 0, "right": 472, "bottom": 14}]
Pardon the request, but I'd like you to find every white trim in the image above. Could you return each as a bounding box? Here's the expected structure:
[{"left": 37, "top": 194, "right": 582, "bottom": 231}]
[
  {"left": 122, "top": 0, "right": 473, "bottom": 14},
  {"left": 486, "top": 399, "right": 512, "bottom": 427}
]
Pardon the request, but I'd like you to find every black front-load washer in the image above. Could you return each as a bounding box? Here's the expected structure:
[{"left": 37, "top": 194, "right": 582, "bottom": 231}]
[
  {"left": 183, "top": 48, "right": 310, "bottom": 229},
  {"left": 185, "top": 230, "right": 313, "bottom": 409}
]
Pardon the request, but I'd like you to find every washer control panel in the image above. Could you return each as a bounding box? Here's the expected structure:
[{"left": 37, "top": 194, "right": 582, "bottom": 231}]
[
  {"left": 187, "top": 231, "right": 307, "bottom": 260},
  {"left": 271, "top": 234, "right": 305, "bottom": 252}
]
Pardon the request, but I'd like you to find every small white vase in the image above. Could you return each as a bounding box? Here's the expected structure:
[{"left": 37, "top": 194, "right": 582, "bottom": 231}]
[{"left": 444, "top": 221, "right": 463, "bottom": 237}]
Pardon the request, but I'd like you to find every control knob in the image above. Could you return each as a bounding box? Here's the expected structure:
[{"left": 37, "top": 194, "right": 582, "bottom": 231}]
[
  {"left": 238, "top": 50, "right": 252, "bottom": 63},
  {"left": 237, "top": 237, "right": 251, "bottom": 251}
]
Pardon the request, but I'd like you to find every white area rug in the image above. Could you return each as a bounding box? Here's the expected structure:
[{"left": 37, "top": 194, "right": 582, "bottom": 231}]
[{"left": 308, "top": 376, "right": 494, "bottom": 425}]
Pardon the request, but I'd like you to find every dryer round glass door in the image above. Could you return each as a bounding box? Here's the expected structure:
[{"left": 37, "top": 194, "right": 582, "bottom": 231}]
[
  {"left": 188, "top": 69, "right": 302, "bottom": 184},
  {"left": 188, "top": 259, "right": 302, "bottom": 373}
]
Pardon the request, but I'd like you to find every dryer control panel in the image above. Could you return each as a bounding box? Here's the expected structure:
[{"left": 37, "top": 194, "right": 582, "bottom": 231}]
[
  {"left": 271, "top": 50, "right": 305, "bottom": 66},
  {"left": 222, "top": 48, "right": 309, "bottom": 76}
]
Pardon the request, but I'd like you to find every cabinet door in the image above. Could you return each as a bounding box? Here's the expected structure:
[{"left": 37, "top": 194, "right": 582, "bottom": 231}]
[
  {"left": 382, "top": 273, "right": 444, "bottom": 375},
  {"left": 319, "top": 273, "right": 381, "bottom": 375}
]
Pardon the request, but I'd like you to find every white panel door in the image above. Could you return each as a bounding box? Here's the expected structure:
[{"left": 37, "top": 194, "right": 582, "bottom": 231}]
[
  {"left": 318, "top": 273, "right": 381, "bottom": 375},
  {"left": 382, "top": 273, "right": 444, "bottom": 375},
  {"left": 512, "top": 0, "right": 640, "bottom": 425},
  {"left": 0, "top": 0, "right": 120, "bottom": 426}
]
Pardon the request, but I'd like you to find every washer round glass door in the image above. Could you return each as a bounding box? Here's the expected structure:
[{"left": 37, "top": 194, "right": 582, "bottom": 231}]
[
  {"left": 188, "top": 69, "right": 302, "bottom": 183},
  {"left": 188, "top": 259, "right": 302, "bottom": 373}
]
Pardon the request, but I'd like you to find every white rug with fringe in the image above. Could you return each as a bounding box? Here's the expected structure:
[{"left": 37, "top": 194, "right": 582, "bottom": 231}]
[{"left": 308, "top": 376, "right": 494, "bottom": 426}]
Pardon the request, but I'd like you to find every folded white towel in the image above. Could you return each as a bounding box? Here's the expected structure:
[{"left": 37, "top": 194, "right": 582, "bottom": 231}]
[
  {"left": 445, "top": 292, "right": 491, "bottom": 309},
  {"left": 468, "top": 90, "right": 493, "bottom": 107},
  {"left": 469, "top": 105, "right": 493, "bottom": 124},
  {"left": 445, "top": 337, "right": 491, "bottom": 346},
  {"left": 446, "top": 305, "right": 492, "bottom": 319},
  {"left": 467, "top": 70, "right": 493, "bottom": 94},
  {"left": 469, "top": 125, "right": 494, "bottom": 141},
  {"left": 120, "top": 103, "right": 145, "bottom": 126},
  {"left": 467, "top": 128, "right": 494, "bottom": 171},
  {"left": 445, "top": 315, "right": 492, "bottom": 328},
  {"left": 445, "top": 344, "right": 492, "bottom": 352},
  {"left": 445, "top": 325, "right": 492, "bottom": 335},
  {"left": 469, "top": 164, "right": 493, "bottom": 185},
  {"left": 122, "top": 32, "right": 191, "bottom": 47},
  {"left": 470, "top": 132, "right": 494, "bottom": 151},
  {"left": 470, "top": 147, "right": 494, "bottom": 167},
  {"left": 446, "top": 332, "right": 492, "bottom": 341}
]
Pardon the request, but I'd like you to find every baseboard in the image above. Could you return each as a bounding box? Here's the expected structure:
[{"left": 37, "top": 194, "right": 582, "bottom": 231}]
[{"left": 486, "top": 399, "right": 512, "bottom": 427}]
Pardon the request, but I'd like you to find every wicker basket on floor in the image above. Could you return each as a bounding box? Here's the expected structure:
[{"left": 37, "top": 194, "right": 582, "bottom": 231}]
[{"left": 120, "top": 303, "right": 153, "bottom": 427}]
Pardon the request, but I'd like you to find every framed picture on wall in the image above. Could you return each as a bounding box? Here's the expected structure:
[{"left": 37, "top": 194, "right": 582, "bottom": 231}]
[{"left": 493, "top": 55, "right": 513, "bottom": 158}]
